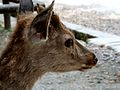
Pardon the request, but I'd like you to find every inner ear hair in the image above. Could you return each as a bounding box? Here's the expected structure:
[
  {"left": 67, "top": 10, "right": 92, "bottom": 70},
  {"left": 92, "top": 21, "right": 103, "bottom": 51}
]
[{"left": 27, "top": 1, "right": 54, "bottom": 44}]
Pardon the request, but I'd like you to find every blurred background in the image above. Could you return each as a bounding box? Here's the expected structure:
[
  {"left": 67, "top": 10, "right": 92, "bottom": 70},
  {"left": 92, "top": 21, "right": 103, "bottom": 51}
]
[
  {"left": 44, "top": 0, "right": 120, "bottom": 13},
  {"left": 0, "top": 0, "right": 120, "bottom": 90}
]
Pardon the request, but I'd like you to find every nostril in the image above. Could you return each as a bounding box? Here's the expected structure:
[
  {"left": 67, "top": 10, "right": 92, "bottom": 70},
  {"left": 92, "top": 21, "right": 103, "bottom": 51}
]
[
  {"left": 94, "top": 57, "right": 98, "bottom": 63},
  {"left": 93, "top": 54, "right": 98, "bottom": 63}
]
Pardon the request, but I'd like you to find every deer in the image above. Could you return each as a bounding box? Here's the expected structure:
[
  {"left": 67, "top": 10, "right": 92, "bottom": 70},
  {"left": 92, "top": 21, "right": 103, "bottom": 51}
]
[{"left": 0, "top": 0, "right": 98, "bottom": 90}]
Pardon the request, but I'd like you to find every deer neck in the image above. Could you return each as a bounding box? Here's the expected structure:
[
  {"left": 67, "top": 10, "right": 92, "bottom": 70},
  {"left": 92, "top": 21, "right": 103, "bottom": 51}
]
[{"left": 0, "top": 39, "right": 46, "bottom": 90}]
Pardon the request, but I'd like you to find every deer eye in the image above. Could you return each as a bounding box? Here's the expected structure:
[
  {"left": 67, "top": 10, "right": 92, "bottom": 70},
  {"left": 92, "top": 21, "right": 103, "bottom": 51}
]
[{"left": 65, "top": 39, "right": 73, "bottom": 48}]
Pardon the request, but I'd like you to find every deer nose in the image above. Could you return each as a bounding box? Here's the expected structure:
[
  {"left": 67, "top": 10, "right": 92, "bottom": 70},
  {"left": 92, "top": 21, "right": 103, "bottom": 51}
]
[{"left": 85, "top": 53, "right": 98, "bottom": 65}]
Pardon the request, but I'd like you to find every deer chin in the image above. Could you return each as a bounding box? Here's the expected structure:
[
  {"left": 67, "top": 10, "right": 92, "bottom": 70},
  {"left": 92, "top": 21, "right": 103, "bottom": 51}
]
[
  {"left": 78, "top": 65, "right": 94, "bottom": 71},
  {"left": 78, "top": 67, "right": 92, "bottom": 71}
]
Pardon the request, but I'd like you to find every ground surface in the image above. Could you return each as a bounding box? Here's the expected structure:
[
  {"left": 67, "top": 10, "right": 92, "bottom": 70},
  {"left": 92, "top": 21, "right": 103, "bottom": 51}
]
[{"left": 0, "top": 3, "right": 120, "bottom": 90}]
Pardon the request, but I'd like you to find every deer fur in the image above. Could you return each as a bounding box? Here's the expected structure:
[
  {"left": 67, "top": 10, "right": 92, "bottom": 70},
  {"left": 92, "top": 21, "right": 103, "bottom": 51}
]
[{"left": 0, "top": 0, "right": 97, "bottom": 90}]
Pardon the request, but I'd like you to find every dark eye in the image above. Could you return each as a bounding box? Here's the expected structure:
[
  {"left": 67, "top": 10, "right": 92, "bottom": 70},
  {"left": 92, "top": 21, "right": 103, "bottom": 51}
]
[{"left": 65, "top": 39, "right": 73, "bottom": 48}]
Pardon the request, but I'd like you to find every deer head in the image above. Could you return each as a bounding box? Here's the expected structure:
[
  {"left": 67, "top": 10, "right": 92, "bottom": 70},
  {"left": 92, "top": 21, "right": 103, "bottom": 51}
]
[
  {"left": 17, "top": 0, "right": 98, "bottom": 72},
  {"left": 0, "top": 0, "right": 98, "bottom": 89}
]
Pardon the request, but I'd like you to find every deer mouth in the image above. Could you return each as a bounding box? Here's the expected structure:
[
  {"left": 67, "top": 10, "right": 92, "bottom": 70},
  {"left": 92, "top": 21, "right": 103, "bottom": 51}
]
[
  {"left": 78, "top": 65, "right": 94, "bottom": 71},
  {"left": 78, "top": 57, "right": 98, "bottom": 71}
]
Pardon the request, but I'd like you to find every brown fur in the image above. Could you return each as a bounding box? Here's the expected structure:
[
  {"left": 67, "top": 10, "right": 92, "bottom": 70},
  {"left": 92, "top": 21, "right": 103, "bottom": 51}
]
[{"left": 0, "top": 2, "right": 97, "bottom": 90}]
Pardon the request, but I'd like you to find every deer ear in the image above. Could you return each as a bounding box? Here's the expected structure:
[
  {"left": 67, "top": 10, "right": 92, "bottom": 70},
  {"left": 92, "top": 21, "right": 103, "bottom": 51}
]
[{"left": 28, "top": 1, "right": 54, "bottom": 44}]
